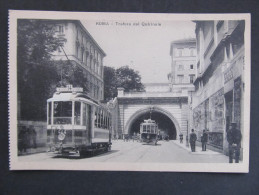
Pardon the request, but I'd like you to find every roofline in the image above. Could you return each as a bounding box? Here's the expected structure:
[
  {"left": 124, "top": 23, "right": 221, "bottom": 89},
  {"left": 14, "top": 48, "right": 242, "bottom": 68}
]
[
  {"left": 46, "top": 19, "right": 106, "bottom": 56},
  {"left": 170, "top": 38, "right": 196, "bottom": 55},
  {"left": 171, "top": 38, "right": 196, "bottom": 45},
  {"left": 75, "top": 20, "right": 106, "bottom": 57}
]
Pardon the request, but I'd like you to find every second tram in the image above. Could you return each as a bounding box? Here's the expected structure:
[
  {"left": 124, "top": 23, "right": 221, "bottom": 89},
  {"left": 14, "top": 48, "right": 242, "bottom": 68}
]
[
  {"left": 47, "top": 85, "right": 112, "bottom": 157},
  {"left": 140, "top": 119, "right": 159, "bottom": 145}
]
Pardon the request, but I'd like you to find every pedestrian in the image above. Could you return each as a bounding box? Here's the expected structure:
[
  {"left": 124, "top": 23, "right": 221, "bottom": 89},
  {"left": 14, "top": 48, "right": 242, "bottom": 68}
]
[
  {"left": 31, "top": 126, "right": 37, "bottom": 149},
  {"left": 179, "top": 133, "right": 183, "bottom": 143},
  {"left": 201, "top": 129, "right": 208, "bottom": 151},
  {"left": 24, "top": 128, "right": 30, "bottom": 153},
  {"left": 227, "top": 123, "right": 242, "bottom": 163},
  {"left": 189, "top": 129, "right": 197, "bottom": 152},
  {"left": 18, "top": 126, "right": 26, "bottom": 153}
]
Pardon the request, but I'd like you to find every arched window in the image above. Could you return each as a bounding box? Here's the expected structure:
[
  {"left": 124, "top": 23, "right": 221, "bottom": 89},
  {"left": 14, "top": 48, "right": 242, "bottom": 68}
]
[
  {"left": 81, "top": 48, "right": 84, "bottom": 62},
  {"left": 85, "top": 51, "right": 89, "bottom": 66}
]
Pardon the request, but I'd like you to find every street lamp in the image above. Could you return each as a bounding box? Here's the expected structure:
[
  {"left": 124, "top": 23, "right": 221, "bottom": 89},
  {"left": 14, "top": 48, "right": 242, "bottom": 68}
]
[{"left": 186, "top": 120, "right": 189, "bottom": 147}]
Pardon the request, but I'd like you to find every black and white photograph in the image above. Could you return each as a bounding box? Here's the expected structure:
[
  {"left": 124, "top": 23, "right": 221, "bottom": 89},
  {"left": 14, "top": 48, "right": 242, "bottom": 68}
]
[{"left": 8, "top": 11, "right": 251, "bottom": 172}]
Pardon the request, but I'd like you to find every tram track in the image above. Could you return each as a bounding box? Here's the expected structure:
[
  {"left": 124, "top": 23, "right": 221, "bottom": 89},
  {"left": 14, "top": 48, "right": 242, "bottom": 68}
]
[{"left": 99, "top": 142, "right": 144, "bottom": 162}]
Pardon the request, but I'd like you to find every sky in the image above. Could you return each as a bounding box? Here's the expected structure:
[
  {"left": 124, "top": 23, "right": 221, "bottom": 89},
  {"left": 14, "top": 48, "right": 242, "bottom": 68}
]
[{"left": 82, "top": 20, "right": 196, "bottom": 83}]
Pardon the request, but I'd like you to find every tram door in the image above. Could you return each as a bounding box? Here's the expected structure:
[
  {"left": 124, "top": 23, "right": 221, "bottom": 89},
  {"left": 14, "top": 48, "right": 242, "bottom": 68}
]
[{"left": 87, "top": 105, "right": 92, "bottom": 144}]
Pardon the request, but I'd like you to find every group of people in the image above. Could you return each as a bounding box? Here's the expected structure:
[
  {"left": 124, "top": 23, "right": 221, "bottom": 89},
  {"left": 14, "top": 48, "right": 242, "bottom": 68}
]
[
  {"left": 183, "top": 122, "right": 242, "bottom": 163},
  {"left": 18, "top": 126, "right": 37, "bottom": 153},
  {"left": 188, "top": 129, "right": 208, "bottom": 152}
]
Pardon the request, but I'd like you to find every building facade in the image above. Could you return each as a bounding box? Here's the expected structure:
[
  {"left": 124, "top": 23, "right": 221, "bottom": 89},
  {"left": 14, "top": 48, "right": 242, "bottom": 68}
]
[
  {"left": 192, "top": 20, "right": 245, "bottom": 155},
  {"left": 115, "top": 87, "right": 189, "bottom": 140},
  {"left": 51, "top": 20, "right": 106, "bottom": 101},
  {"left": 169, "top": 38, "right": 197, "bottom": 134},
  {"left": 169, "top": 38, "right": 197, "bottom": 86}
]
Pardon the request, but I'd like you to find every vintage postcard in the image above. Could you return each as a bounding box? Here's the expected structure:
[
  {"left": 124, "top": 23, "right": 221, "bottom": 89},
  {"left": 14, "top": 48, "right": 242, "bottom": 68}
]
[{"left": 8, "top": 10, "right": 251, "bottom": 172}]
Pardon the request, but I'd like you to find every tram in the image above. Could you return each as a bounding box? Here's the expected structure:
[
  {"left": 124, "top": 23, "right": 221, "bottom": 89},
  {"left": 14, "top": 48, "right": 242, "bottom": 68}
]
[
  {"left": 47, "top": 85, "right": 112, "bottom": 157},
  {"left": 140, "top": 119, "right": 159, "bottom": 145}
]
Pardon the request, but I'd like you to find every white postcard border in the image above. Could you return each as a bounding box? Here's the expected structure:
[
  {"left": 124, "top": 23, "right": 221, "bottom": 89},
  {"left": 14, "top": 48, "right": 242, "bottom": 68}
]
[{"left": 8, "top": 10, "right": 251, "bottom": 172}]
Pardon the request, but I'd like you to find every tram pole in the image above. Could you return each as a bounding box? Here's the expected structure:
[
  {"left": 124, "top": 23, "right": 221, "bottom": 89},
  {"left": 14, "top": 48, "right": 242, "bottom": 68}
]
[{"left": 186, "top": 120, "right": 189, "bottom": 147}]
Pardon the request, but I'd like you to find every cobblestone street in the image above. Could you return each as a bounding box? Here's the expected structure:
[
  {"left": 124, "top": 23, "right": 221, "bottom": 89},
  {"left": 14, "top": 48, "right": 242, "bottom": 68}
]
[{"left": 18, "top": 140, "right": 229, "bottom": 163}]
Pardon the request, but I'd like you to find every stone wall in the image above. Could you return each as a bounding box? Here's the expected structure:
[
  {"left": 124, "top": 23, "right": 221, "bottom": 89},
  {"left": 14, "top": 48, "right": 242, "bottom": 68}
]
[{"left": 18, "top": 120, "right": 47, "bottom": 148}]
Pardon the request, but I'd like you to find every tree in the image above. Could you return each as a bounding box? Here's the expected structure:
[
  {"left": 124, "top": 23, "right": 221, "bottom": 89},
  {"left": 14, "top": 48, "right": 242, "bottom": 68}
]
[
  {"left": 104, "top": 66, "right": 117, "bottom": 100},
  {"left": 103, "top": 65, "right": 145, "bottom": 100},
  {"left": 54, "top": 60, "right": 89, "bottom": 92},
  {"left": 115, "top": 66, "right": 145, "bottom": 92},
  {"left": 17, "top": 19, "right": 64, "bottom": 120}
]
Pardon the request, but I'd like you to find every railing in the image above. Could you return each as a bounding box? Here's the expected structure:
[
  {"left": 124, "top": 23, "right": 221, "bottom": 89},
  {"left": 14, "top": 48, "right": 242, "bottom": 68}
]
[{"left": 122, "top": 91, "right": 189, "bottom": 98}]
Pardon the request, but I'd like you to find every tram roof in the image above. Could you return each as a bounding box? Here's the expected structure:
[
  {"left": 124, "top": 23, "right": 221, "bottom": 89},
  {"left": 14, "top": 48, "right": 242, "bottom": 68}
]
[
  {"left": 47, "top": 92, "right": 99, "bottom": 106},
  {"left": 141, "top": 119, "right": 157, "bottom": 124}
]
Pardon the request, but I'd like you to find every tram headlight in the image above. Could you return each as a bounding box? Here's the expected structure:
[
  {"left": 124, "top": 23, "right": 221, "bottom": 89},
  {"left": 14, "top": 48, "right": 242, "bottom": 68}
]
[
  {"left": 58, "top": 128, "right": 66, "bottom": 141},
  {"left": 58, "top": 132, "right": 66, "bottom": 141}
]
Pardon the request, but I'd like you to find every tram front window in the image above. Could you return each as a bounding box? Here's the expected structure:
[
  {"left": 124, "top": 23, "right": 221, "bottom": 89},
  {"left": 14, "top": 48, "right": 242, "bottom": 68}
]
[
  {"left": 147, "top": 125, "right": 150, "bottom": 133},
  {"left": 143, "top": 125, "right": 146, "bottom": 133},
  {"left": 151, "top": 126, "right": 155, "bottom": 133},
  {"left": 54, "top": 101, "right": 72, "bottom": 124}
]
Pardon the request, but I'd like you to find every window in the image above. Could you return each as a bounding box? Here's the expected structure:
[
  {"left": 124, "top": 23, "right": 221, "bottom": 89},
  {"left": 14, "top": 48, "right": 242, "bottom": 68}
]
[
  {"left": 53, "top": 101, "right": 72, "bottom": 124},
  {"left": 147, "top": 125, "right": 150, "bottom": 133},
  {"left": 190, "top": 64, "right": 194, "bottom": 69},
  {"left": 56, "top": 25, "right": 64, "bottom": 34},
  {"left": 81, "top": 49, "right": 84, "bottom": 62},
  {"left": 190, "top": 75, "right": 195, "bottom": 83},
  {"left": 74, "top": 102, "right": 81, "bottom": 125},
  {"left": 178, "top": 75, "right": 184, "bottom": 83},
  {"left": 82, "top": 103, "right": 87, "bottom": 126},
  {"left": 183, "top": 48, "right": 189, "bottom": 56},
  {"left": 178, "top": 49, "right": 183, "bottom": 57},
  {"left": 143, "top": 125, "right": 146, "bottom": 132},
  {"left": 217, "top": 20, "right": 224, "bottom": 31},
  {"left": 48, "top": 102, "right": 52, "bottom": 125},
  {"left": 96, "top": 86, "right": 99, "bottom": 99},
  {"left": 178, "top": 65, "right": 184, "bottom": 71},
  {"left": 95, "top": 107, "right": 98, "bottom": 127},
  {"left": 190, "top": 48, "right": 195, "bottom": 56},
  {"left": 76, "top": 46, "right": 80, "bottom": 59}
]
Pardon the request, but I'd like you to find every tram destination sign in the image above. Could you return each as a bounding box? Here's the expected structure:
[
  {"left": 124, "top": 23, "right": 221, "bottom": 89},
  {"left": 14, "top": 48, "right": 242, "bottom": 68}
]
[{"left": 56, "top": 85, "right": 83, "bottom": 93}]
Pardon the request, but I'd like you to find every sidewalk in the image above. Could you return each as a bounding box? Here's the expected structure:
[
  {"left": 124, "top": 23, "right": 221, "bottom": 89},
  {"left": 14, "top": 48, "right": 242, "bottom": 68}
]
[
  {"left": 18, "top": 147, "right": 47, "bottom": 156},
  {"left": 172, "top": 140, "right": 222, "bottom": 155}
]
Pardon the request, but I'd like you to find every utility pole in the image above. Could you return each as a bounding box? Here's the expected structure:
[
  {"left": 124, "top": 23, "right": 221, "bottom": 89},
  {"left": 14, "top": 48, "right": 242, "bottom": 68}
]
[{"left": 186, "top": 120, "right": 189, "bottom": 147}]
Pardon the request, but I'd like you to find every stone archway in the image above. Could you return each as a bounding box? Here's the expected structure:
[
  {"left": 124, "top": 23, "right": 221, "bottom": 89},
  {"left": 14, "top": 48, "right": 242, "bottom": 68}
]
[{"left": 124, "top": 106, "right": 181, "bottom": 139}]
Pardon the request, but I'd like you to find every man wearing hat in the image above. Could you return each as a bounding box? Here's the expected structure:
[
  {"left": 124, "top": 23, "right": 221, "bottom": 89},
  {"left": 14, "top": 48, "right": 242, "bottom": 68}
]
[
  {"left": 201, "top": 129, "right": 208, "bottom": 151},
  {"left": 189, "top": 129, "right": 197, "bottom": 152},
  {"left": 227, "top": 122, "right": 242, "bottom": 163}
]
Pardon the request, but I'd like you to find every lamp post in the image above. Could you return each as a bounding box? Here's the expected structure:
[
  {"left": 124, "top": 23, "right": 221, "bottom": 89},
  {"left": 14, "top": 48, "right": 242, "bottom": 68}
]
[{"left": 186, "top": 120, "right": 189, "bottom": 147}]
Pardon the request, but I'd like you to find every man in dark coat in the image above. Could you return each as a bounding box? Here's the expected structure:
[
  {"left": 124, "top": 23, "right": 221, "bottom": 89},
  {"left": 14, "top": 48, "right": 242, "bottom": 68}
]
[
  {"left": 189, "top": 129, "right": 197, "bottom": 152},
  {"left": 201, "top": 129, "right": 208, "bottom": 151},
  {"left": 227, "top": 123, "right": 242, "bottom": 163}
]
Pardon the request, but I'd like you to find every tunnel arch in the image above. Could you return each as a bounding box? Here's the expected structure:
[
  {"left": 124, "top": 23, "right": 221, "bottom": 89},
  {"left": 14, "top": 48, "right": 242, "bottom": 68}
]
[{"left": 125, "top": 106, "right": 181, "bottom": 140}]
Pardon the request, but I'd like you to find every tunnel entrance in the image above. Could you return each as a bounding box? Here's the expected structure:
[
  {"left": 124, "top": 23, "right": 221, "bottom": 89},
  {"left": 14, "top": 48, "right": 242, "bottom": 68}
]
[{"left": 129, "top": 111, "right": 177, "bottom": 140}]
